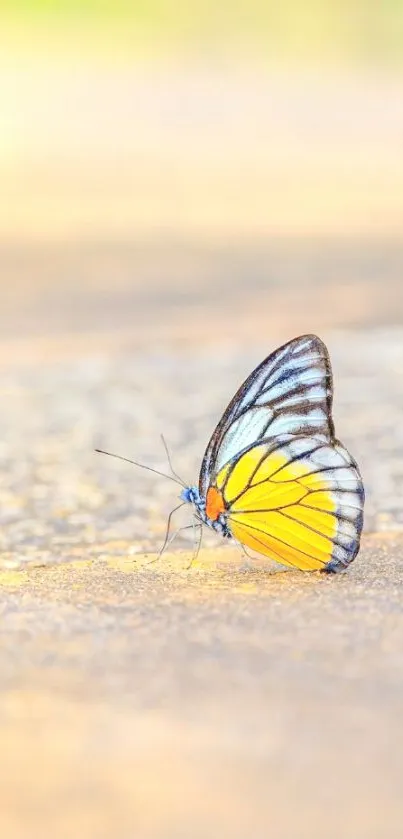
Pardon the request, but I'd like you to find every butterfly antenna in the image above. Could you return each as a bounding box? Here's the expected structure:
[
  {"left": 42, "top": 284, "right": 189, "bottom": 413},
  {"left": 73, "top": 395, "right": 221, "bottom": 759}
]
[
  {"left": 160, "top": 434, "right": 186, "bottom": 486},
  {"left": 95, "top": 448, "right": 184, "bottom": 487}
]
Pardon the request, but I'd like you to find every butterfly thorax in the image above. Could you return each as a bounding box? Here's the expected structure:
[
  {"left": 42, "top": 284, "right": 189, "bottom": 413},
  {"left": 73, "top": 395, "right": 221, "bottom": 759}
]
[{"left": 180, "top": 485, "right": 232, "bottom": 538}]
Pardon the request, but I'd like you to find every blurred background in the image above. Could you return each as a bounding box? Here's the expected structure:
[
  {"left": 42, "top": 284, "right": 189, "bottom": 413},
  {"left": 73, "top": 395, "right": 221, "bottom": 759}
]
[
  {"left": 1, "top": 0, "right": 403, "bottom": 347},
  {"left": 2, "top": 4, "right": 403, "bottom": 839},
  {"left": 1, "top": 0, "right": 403, "bottom": 543}
]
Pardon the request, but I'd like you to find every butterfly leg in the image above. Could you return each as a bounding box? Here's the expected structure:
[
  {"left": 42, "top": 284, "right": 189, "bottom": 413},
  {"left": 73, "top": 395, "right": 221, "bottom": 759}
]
[
  {"left": 231, "top": 536, "right": 258, "bottom": 570},
  {"left": 186, "top": 519, "right": 203, "bottom": 570},
  {"left": 154, "top": 501, "right": 186, "bottom": 558},
  {"left": 144, "top": 522, "right": 196, "bottom": 565}
]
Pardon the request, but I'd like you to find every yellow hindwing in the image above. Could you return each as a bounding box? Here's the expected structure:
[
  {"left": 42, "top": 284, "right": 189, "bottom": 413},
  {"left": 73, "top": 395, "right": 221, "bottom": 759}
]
[{"left": 214, "top": 439, "right": 362, "bottom": 571}]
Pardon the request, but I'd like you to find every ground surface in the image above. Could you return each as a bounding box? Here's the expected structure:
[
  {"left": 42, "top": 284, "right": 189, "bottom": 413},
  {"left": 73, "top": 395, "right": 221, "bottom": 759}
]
[
  {"left": 1, "top": 537, "right": 403, "bottom": 839},
  {"left": 1, "top": 233, "right": 403, "bottom": 838}
]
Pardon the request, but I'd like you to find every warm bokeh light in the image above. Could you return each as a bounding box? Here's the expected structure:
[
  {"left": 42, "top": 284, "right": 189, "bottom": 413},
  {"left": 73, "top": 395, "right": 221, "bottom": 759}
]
[{"left": 1, "top": 1, "right": 403, "bottom": 244}]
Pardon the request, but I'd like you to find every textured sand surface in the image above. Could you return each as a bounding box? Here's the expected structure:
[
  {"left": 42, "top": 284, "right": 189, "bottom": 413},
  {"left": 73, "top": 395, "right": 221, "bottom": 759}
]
[{"left": 0, "top": 538, "right": 403, "bottom": 839}]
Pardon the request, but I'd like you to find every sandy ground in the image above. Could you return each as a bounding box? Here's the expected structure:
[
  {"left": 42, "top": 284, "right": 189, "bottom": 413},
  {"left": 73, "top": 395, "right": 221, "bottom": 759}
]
[{"left": 1, "top": 538, "right": 403, "bottom": 839}]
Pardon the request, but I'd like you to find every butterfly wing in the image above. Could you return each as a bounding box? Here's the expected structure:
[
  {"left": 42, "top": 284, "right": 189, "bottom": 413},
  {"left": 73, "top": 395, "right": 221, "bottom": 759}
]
[
  {"left": 213, "top": 435, "right": 364, "bottom": 571},
  {"left": 199, "top": 334, "right": 334, "bottom": 496}
]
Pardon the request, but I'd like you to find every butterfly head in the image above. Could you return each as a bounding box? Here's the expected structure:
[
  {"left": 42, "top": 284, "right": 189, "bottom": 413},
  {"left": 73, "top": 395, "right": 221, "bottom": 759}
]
[{"left": 180, "top": 485, "right": 202, "bottom": 506}]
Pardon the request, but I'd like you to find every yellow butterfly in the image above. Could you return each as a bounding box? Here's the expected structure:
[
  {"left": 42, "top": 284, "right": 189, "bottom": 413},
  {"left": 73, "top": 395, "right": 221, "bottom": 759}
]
[
  {"left": 97, "top": 334, "right": 364, "bottom": 572},
  {"left": 179, "top": 334, "right": 364, "bottom": 572}
]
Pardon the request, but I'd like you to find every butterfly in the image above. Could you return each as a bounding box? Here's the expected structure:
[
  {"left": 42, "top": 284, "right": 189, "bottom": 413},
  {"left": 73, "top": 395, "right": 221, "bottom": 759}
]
[
  {"left": 178, "top": 334, "right": 364, "bottom": 572},
  {"left": 96, "top": 334, "right": 364, "bottom": 572}
]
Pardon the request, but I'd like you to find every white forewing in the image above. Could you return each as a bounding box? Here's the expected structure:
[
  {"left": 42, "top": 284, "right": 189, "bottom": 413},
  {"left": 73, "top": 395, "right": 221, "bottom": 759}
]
[
  {"left": 199, "top": 334, "right": 334, "bottom": 494},
  {"left": 214, "top": 407, "right": 273, "bottom": 473}
]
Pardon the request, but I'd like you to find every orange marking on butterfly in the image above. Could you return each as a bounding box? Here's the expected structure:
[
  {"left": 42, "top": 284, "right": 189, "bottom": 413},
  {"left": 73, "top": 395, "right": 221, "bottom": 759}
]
[{"left": 206, "top": 486, "right": 226, "bottom": 521}]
